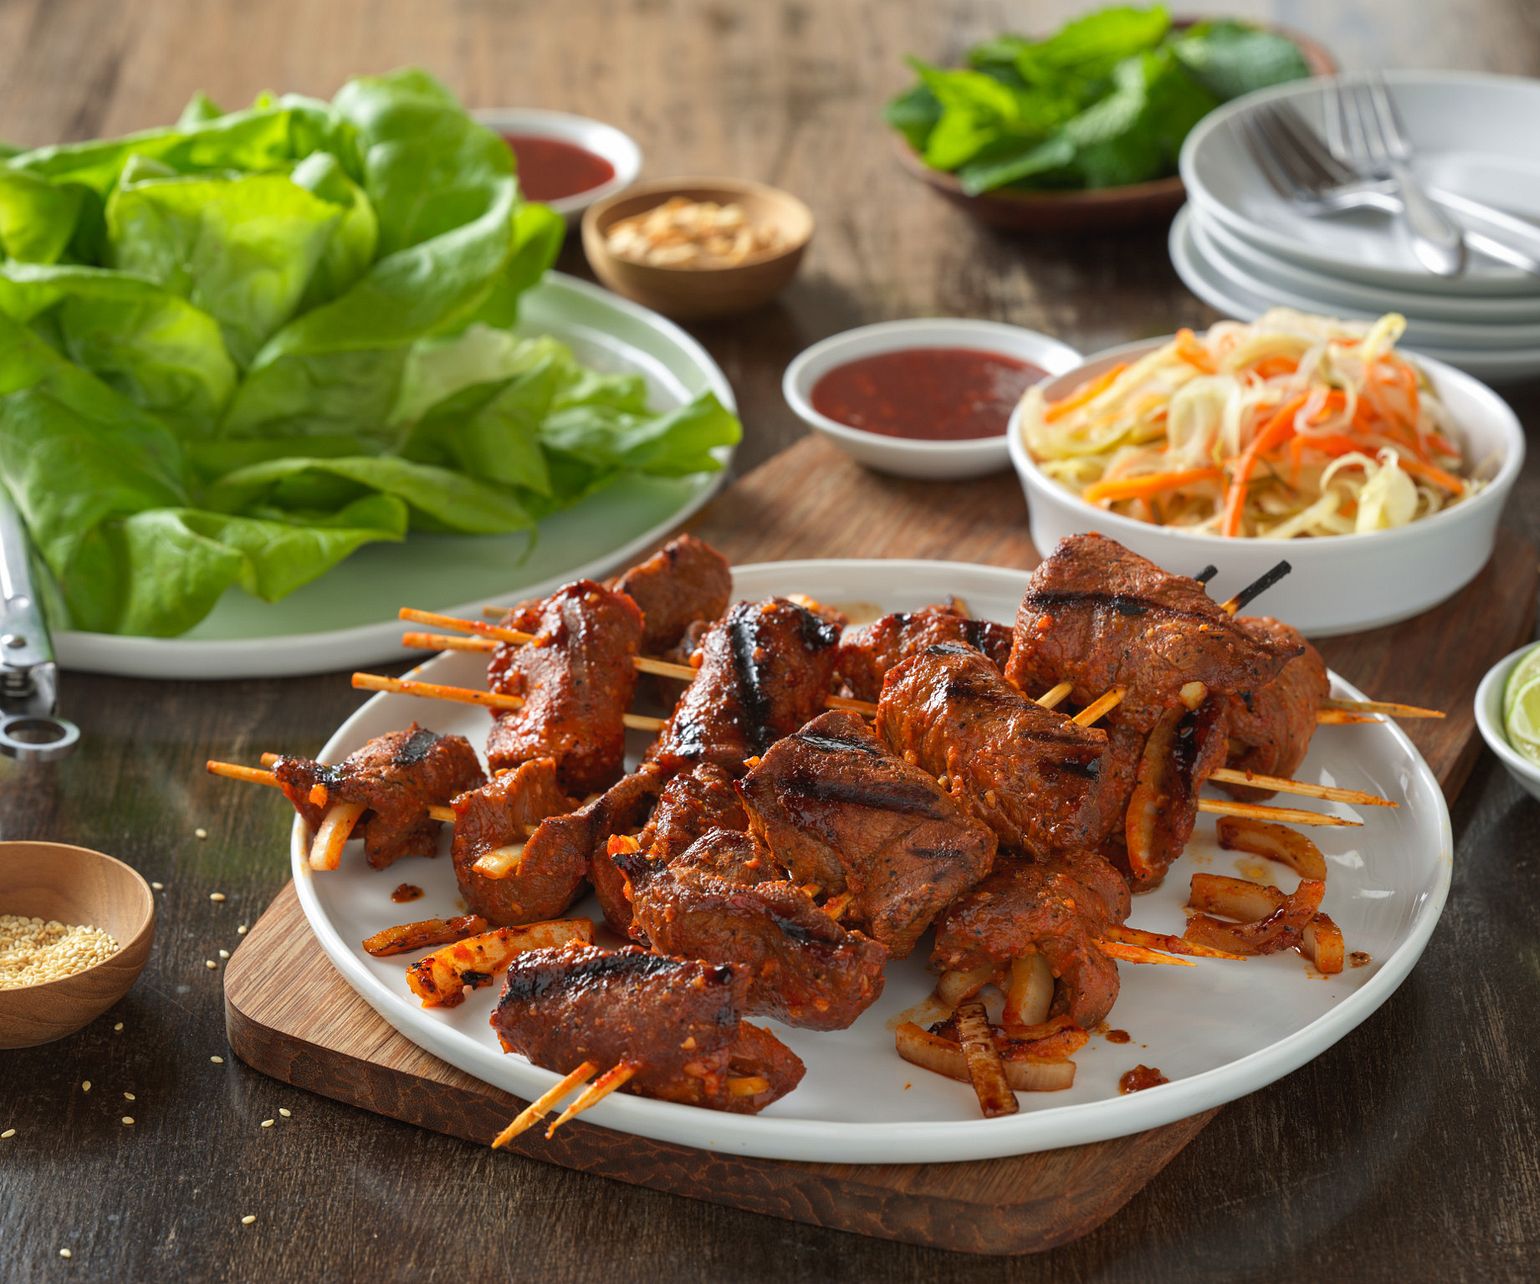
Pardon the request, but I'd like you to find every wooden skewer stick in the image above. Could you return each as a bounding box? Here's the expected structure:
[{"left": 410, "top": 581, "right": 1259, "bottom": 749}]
[
  {"left": 491, "top": 1061, "right": 599, "bottom": 1148},
  {"left": 352, "top": 673, "right": 666, "bottom": 733},
  {"left": 402, "top": 631, "right": 499, "bottom": 654},
  {"left": 1034, "top": 680, "right": 1075, "bottom": 710},
  {"left": 1198, "top": 797, "right": 1358, "bottom": 828},
  {"left": 1193, "top": 565, "right": 1219, "bottom": 585},
  {"left": 1207, "top": 767, "right": 1393, "bottom": 807},
  {"left": 543, "top": 1060, "right": 642, "bottom": 1138},
  {"left": 1072, "top": 686, "right": 1126, "bottom": 726},
  {"left": 204, "top": 761, "right": 457, "bottom": 824},
  {"left": 1219, "top": 559, "right": 1292, "bottom": 615},
  {"left": 1322, "top": 696, "right": 1444, "bottom": 720},
  {"left": 1096, "top": 940, "right": 1196, "bottom": 968},
  {"left": 1316, "top": 709, "right": 1382, "bottom": 725}
]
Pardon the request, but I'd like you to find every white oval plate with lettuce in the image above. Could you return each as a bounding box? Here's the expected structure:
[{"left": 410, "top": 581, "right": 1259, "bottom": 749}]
[{"left": 0, "top": 71, "right": 740, "bottom": 679}]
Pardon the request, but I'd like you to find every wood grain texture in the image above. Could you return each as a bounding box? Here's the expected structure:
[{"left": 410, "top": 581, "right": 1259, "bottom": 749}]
[
  {"left": 226, "top": 884, "right": 1216, "bottom": 1257},
  {"left": 0, "top": 0, "right": 1537, "bottom": 1280}
]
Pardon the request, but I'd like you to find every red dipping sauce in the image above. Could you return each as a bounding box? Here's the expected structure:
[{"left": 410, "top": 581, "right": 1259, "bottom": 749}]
[
  {"left": 1119, "top": 1065, "right": 1170, "bottom": 1094},
  {"left": 502, "top": 134, "right": 615, "bottom": 202},
  {"left": 810, "top": 347, "right": 1046, "bottom": 441}
]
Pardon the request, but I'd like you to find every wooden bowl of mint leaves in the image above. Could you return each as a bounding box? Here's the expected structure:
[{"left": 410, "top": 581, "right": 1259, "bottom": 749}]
[{"left": 887, "top": 6, "right": 1335, "bottom": 232}]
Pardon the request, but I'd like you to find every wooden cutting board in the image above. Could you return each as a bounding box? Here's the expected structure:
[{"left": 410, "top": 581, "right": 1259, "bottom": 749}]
[{"left": 223, "top": 434, "right": 1536, "bottom": 1256}]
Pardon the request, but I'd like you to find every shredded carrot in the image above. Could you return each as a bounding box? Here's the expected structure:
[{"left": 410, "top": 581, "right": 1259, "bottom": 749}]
[
  {"left": 1173, "top": 328, "right": 1215, "bottom": 373},
  {"left": 1221, "top": 395, "right": 1309, "bottom": 537},
  {"left": 1251, "top": 355, "right": 1298, "bottom": 381},
  {"left": 1044, "top": 363, "right": 1126, "bottom": 423},
  {"left": 1397, "top": 455, "right": 1466, "bottom": 496},
  {"left": 1083, "top": 467, "right": 1222, "bottom": 505}
]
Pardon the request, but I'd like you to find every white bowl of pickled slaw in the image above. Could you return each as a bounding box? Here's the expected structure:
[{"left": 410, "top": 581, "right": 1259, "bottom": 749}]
[{"left": 1007, "top": 311, "right": 1523, "bottom": 637}]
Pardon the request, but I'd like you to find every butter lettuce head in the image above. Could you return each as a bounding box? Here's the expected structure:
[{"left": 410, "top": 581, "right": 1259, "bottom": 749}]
[{"left": 0, "top": 69, "right": 740, "bottom": 636}]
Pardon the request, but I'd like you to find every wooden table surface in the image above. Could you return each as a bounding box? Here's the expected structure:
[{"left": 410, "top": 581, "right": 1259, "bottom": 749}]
[{"left": 2, "top": 1, "right": 1538, "bottom": 1279}]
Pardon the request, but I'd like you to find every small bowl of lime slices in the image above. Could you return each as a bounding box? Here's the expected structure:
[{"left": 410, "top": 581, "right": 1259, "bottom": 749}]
[{"left": 1475, "top": 642, "right": 1540, "bottom": 802}]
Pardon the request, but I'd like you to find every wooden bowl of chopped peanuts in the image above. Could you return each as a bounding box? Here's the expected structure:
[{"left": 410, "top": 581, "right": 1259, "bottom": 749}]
[
  {"left": 0, "top": 842, "right": 154, "bottom": 1048},
  {"left": 582, "top": 177, "right": 813, "bottom": 320}
]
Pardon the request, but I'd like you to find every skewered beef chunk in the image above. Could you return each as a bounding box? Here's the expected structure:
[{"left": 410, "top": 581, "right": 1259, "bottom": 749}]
[
  {"left": 491, "top": 942, "right": 804, "bottom": 1112},
  {"left": 274, "top": 725, "right": 484, "bottom": 869},
  {"left": 738, "top": 710, "right": 997, "bottom": 958},
  {"left": 648, "top": 598, "right": 841, "bottom": 775},
  {"left": 1219, "top": 617, "right": 1329, "bottom": 799},
  {"left": 1005, "top": 533, "right": 1301, "bottom": 731},
  {"left": 836, "top": 607, "right": 1013, "bottom": 702},
  {"left": 877, "top": 643, "right": 1108, "bottom": 860},
  {"left": 933, "top": 854, "right": 1128, "bottom": 1029},
  {"left": 638, "top": 762, "right": 750, "bottom": 867},
  {"left": 610, "top": 534, "right": 732, "bottom": 653},
  {"left": 486, "top": 580, "right": 643, "bottom": 794},
  {"left": 585, "top": 766, "right": 671, "bottom": 935},
  {"left": 620, "top": 832, "right": 888, "bottom": 1030}
]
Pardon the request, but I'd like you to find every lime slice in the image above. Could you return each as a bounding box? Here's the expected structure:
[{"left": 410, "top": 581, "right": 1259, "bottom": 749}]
[
  {"left": 1504, "top": 643, "right": 1540, "bottom": 721},
  {"left": 1503, "top": 674, "right": 1540, "bottom": 766}
]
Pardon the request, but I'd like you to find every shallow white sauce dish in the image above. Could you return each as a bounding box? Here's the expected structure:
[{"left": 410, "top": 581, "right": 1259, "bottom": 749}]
[
  {"left": 1008, "top": 338, "right": 1524, "bottom": 638},
  {"left": 293, "top": 559, "right": 1451, "bottom": 1165},
  {"left": 1474, "top": 645, "right": 1540, "bottom": 803},
  {"left": 783, "top": 319, "right": 1081, "bottom": 480},
  {"left": 473, "top": 108, "right": 642, "bottom": 223}
]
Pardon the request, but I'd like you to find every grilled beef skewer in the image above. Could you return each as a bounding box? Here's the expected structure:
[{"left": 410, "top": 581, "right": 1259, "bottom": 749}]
[
  {"left": 272, "top": 725, "right": 484, "bottom": 869},
  {"left": 486, "top": 579, "right": 644, "bottom": 794},
  {"left": 618, "top": 830, "right": 889, "bottom": 1030},
  {"left": 1005, "top": 533, "right": 1301, "bottom": 734},
  {"left": 835, "top": 606, "right": 1013, "bottom": 703},
  {"left": 610, "top": 533, "right": 733, "bottom": 655},
  {"left": 738, "top": 709, "right": 997, "bottom": 958},
  {"left": 490, "top": 942, "right": 804, "bottom": 1114},
  {"left": 1218, "top": 618, "right": 1330, "bottom": 800}
]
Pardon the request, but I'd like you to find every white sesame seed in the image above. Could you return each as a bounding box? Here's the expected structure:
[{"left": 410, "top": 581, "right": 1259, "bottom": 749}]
[
  {"left": 151, "top": 881, "right": 164, "bottom": 891},
  {"left": 278, "top": 1108, "right": 291, "bottom": 1118},
  {"left": 1, "top": 1128, "right": 15, "bottom": 1139},
  {"left": 59, "top": 1248, "right": 72, "bottom": 1259},
  {"left": 210, "top": 1056, "right": 224, "bottom": 1065},
  {"left": 205, "top": 960, "right": 217, "bottom": 970},
  {"left": 237, "top": 924, "right": 248, "bottom": 935},
  {"left": 241, "top": 1215, "right": 256, "bottom": 1226},
  {"left": 195, "top": 828, "right": 209, "bottom": 840},
  {"left": 260, "top": 1118, "right": 274, "bottom": 1128},
  {"left": 218, "top": 949, "right": 229, "bottom": 959},
  {"left": 113, "top": 1022, "right": 123, "bottom": 1032},
  {"left": 121, "top": 1116, "right": 134, "bottom": 1126},
  {"left": 209, "top": 891, "right": 225, "bottom": 902},
  {"left": 123, "top": 1092, "right": 135, "bottom": 1102},
  {"left": 81, "top": 1080, "right": 91, "bottom": 1093}
]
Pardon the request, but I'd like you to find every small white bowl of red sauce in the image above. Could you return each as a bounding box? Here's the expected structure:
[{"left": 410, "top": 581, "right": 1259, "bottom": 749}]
[
  {"left": 782, "top": 319, "right": 1080, "bottom": 480},
  {"left": 475, "top": 109, "right": 642, "bottom": 223}
]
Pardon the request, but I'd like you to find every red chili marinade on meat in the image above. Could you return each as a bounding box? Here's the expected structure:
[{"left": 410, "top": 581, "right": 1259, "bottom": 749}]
[
  {"left": 1119, "top": 1065, "right": 1169, "bottom": 1093},
  {"left": 809, "top": 348, "right": 1047, "bottom": 441},
  {"left": 502, "top": 134, "right": 615, "bottom": 201}
]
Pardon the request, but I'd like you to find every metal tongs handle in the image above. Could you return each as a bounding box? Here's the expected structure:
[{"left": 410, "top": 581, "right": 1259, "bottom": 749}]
[{"left": 0, "top": 488, "right": 78, "bottom": 759}]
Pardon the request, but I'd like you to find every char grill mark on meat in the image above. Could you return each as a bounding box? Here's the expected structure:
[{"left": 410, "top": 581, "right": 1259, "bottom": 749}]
[
  {"left": 836, "top": 607, "right": 1014, "bottom": 702},
  {"left": 274, "top": 725, "right": 484, "bottom": 869},
  {"left": 486, "top": 579, "right": 643, "bottom": 795},
  {"left": 649, "top": 598, "right": 841, "bottom": 775},
  {"left": 1219, "top": 617, "right": 1329, "bottom": 799},
  {"left": 491, "top": 942, "right": 804, "bottom": 1111},
  {"left": 1004, "top": 533, "right": 1302, "bottom": 731},
  {"left": 610, "top": 534, "right": 732, "bottom": 653},
  {"left": 738, "top": 710, "right": 997, "bottom": 958},
  {"left": 622, "top": 831, "right": 887, "bottom": 1030},
  {"left": 933, "top": 853, "right": 1129, "bottom": 1029},
  {"left": 877, "top": 643, "right": 1108, "bottom": 860}
]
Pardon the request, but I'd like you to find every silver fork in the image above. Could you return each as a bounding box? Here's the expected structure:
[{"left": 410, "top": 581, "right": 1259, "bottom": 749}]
[
  {"left": 1240, "top": 100, "right": 1540, "bottom": 278},
  {"left": 1322, "top": 75, "right": 1464, "bottom": 277}
]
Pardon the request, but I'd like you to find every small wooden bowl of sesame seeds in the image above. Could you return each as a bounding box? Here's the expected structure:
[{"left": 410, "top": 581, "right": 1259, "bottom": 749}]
[
  {"left": 582, "top": 176, "right": 813, "bottom": 320},
  {"left": 0, "top": 841, "right": 154, "bottom": 1048}
]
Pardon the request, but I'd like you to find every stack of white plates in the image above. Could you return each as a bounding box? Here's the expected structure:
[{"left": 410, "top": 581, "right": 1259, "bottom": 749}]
[{"left": 1173, "top": 71, "right": 1540, "bottom": 384}]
